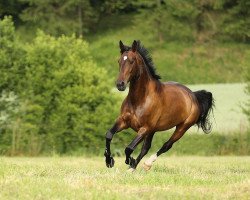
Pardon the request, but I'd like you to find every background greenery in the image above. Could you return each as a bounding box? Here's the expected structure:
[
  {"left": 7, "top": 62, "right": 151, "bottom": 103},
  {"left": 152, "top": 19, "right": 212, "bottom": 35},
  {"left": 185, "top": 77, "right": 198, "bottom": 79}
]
[{"left": 0, "top": 0, "right": 249, "bottom": 156}]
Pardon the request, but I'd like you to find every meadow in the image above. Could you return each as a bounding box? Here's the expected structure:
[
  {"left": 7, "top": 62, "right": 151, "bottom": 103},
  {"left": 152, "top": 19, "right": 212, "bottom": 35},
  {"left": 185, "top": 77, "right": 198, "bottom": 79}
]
[
  {"left": 0, "top": 3, "right": 249, "bottom": 200},
  {"left": 0, "top": 156, "right": 249, "bottom": 200}
]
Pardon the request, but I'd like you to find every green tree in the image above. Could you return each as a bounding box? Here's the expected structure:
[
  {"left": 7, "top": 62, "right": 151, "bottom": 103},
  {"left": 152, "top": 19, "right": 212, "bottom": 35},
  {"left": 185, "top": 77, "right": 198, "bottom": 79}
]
[
  {"left": 221, "top": 0, "right": 250, "bottom": 42},
  {"left": 0, "top": 17, "right": 119, "bottom": 155},
  {"left": 0, "top": 16, "right": 26, "bottom": 92},
  {"left": 135, "top": 0, "right": 199, "bottom": 42},
  {"left": 19, "top": 0, "right": 97, "bottom": 37}
]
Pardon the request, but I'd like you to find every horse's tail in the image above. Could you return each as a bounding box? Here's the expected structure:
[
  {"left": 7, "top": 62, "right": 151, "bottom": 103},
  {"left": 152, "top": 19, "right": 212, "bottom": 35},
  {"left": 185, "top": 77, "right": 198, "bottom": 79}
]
[{"left": 194, "top": 90, "right": 214, "bottom": 134}]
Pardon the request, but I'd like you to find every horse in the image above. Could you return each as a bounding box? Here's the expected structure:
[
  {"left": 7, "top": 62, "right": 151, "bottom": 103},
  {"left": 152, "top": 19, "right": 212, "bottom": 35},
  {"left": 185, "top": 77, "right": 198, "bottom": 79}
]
[{"left": 104, "top": 40, "right": 214, "bottom": 171}]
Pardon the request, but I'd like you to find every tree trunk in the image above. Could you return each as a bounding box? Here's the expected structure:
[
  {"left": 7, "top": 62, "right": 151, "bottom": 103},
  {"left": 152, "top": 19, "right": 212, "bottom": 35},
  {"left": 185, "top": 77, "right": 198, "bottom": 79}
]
[{"left": 78, "top": 3, "right": 83, "bottom": 38}]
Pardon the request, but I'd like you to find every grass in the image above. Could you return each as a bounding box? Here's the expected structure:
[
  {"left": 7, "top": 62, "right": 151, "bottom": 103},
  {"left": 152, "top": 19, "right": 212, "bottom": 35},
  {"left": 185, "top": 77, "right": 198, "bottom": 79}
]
[
  {"left": 188, "top": 83, "right": 248, "bottom": 133},
  {"left": 0, "top": 156, "right": 249, "bottom": 199}
]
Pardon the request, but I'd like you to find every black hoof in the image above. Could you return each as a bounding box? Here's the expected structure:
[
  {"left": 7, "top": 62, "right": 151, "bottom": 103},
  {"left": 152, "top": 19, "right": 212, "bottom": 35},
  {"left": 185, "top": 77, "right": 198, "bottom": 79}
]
[
  {"left": 105, "top": 156, "right": 115, "bottom": 168},
  {"left": 125, "top": 157, "right": 136, "bottom": 168},
  {"left": 125, "top": 157, "right": 130, "bottom": 165}
]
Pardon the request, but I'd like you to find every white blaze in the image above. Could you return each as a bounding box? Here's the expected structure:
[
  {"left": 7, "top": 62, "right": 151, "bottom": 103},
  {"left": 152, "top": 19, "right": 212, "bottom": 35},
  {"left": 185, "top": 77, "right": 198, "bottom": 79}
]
[{"left": 123, "top": 56, "right": 128, "bottom": 61}]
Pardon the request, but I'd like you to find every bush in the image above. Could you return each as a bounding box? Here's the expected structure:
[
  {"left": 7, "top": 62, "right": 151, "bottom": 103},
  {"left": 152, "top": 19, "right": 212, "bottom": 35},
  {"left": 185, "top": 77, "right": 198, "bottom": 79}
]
[{"left": 0, "top": 17, "right": 119, "bottom": 155}]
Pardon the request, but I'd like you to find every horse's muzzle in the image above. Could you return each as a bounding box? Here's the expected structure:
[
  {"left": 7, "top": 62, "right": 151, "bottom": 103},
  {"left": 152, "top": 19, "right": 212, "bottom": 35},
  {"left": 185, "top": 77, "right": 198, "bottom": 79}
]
[{"left": 116, "top": 81, "right": 126, "bottom": 91}]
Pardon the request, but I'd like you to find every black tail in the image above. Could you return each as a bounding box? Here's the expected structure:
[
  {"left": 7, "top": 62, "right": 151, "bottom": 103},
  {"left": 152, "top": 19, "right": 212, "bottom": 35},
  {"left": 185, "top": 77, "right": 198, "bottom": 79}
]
[{"left": 194, "top": 90, "right": 214, "bottom": 134}]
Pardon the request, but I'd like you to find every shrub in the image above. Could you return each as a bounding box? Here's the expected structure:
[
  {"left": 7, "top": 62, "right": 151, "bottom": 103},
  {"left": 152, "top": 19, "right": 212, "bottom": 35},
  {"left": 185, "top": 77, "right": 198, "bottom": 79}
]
[{"left": 0, "top": 17, "right": 119, "bottom": 155}]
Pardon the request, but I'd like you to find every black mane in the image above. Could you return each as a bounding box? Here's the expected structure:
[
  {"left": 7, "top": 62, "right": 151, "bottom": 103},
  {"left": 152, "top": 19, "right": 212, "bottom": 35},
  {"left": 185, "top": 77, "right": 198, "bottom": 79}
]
[
  {"left": 124, "top": 41, "right": 161, "bottom": 80},
  {"left": 137, "top": 41, "right": 161, "bottom": 80}
]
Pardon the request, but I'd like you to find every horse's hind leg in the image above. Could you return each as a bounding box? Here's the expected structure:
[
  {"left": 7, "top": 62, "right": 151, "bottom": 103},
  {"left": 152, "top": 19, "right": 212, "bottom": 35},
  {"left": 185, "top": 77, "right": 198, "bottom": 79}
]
[
  {"left": 125, "top": 135, "right": 144, "bottom": 168},
  {"left": 143, "top": 123, "right": 191, "bottom": 171},
  {"left": 124, "top": 127, "right": 149, "bottom": 169},
  {"left": 132, "top": 133, "right": 155, "bottom": 169}
]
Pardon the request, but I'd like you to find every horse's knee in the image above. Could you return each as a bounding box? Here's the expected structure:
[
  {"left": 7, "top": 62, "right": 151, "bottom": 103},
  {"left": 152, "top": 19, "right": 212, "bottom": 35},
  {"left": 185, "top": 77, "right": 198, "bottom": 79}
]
[
  {"left": 106, "top": 130, "right": 113, "bottom": 141},
  {"left": 125, "top": 147, "right": 133, "bottom": 156}
]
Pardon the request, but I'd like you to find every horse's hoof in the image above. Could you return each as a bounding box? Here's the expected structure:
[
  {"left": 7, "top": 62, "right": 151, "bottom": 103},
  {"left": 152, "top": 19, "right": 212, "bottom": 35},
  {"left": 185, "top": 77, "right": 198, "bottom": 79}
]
[
  {"left": 106, "top": 156, "right": 115, "bottom": 168},
  {"left": 143, "top": 162, "right": 152, "bottom": 171},
  {"left": 127, "top": 167, "right": 136, "bottom": 173},
  {"left": 125, "top": 157, "right": 136, "bottom": 168}
]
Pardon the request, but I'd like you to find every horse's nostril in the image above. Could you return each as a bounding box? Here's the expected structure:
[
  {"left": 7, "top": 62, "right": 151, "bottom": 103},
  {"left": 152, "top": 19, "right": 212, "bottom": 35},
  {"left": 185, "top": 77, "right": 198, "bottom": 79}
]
[
  {"left": 116, "top": 81, "right": 126, "bottom": 91},
  {"left": 116, "top": 81, "right": 125, "bottom": 87}
]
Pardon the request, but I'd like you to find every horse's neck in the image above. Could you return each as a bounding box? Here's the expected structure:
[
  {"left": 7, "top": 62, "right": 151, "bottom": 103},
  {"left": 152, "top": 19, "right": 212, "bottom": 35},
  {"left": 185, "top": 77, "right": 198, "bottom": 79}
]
[{"left": 128, "top": 65, "right": 152, "bottom": 104}]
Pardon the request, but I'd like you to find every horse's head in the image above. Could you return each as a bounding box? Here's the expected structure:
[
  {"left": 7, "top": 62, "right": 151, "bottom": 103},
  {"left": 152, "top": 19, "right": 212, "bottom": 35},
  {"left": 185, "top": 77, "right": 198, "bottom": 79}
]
[{"left": 116, "top": 40, "right": 142, "bottom": 91}]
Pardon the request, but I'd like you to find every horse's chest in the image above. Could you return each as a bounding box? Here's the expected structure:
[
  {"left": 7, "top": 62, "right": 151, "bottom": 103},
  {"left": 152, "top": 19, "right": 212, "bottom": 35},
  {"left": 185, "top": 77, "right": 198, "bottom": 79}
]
[
  {"left": 127, "top": 97, "right": 154, "bottom": 129},
  {"left": 135, "top": 96, "right": 152, "bottom": 117}
]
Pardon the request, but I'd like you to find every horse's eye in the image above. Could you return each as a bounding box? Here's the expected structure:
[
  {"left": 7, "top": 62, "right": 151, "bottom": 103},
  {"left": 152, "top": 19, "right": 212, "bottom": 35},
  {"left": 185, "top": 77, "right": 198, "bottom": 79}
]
[{"left": 130, "top": 60, "right": 134, "bottom": 64}]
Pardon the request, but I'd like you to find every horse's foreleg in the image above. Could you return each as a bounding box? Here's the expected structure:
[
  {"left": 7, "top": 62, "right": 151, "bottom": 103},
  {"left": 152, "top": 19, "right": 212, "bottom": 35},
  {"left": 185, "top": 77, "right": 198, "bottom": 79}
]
[
  {"left": 105, "top": 118, "right": 126, "bottom": 168},
  {"left": 143, "top": 124, "right": 190, "bottom": 171},
  {"left": 125, "top": 127, "right": 148, "bottom": 169}
]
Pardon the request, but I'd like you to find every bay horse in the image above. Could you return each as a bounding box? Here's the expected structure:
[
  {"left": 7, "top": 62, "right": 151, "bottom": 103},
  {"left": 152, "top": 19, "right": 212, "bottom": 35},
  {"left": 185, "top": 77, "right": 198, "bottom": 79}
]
[{"left": 104, "top": 40, "right": 214, "bottom": 171}]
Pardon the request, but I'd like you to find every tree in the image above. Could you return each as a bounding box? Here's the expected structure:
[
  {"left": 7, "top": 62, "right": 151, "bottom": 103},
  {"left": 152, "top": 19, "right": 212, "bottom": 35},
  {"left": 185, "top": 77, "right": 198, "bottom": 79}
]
[
  {"left": 19, "top": 0, "right": 98, "bottom": 37},
  {"left": 221, "top": 0, "right": 250, "bottom": 42},
  {"left": 0, "top": 17, "right": 119, "bottom": 155}
]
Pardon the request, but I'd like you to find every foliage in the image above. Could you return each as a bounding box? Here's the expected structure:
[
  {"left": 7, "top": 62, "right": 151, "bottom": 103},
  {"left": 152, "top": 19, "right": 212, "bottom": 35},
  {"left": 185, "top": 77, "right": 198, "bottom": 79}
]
[
  {"left": 0, "top": 17, "right": 119, "bottom": 155},
  {"left": 220, "top": 0, "right": 250, "bottom": 42},
  {"left": 127, "top": 0, "right": 250, "bottom": 43},
  {"left": 0, "top": 0, "right": 249, "bottom": 42},
  {"left": 15, "top": 0, "right": 136, "bottom": 37},
  {"left": 19, "top": 0, "right": 97, "bottom": 36}
]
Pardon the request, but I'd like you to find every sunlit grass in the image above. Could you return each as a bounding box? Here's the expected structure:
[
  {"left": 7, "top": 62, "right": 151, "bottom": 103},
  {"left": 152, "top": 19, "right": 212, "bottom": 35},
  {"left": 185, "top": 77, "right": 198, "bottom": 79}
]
[{"left": 0, "top": 156, "right": 249, "bottom": 199}]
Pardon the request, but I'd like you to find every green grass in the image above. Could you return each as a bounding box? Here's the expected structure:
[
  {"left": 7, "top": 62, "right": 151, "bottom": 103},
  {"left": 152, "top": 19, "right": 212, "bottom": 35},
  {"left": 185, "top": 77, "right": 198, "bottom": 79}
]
[
  {"left": 0, "top": 156, "right": 249, "bottom": 199},
  {"left": 188, "top": 83, "right": 248, "bottom": 133}
]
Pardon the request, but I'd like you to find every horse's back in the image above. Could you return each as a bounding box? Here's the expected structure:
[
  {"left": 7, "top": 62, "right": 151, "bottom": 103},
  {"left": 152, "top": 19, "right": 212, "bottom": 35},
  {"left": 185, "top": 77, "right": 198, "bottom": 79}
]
[{"left": 163, "top": 81, "right": 193, "bottom": 93}]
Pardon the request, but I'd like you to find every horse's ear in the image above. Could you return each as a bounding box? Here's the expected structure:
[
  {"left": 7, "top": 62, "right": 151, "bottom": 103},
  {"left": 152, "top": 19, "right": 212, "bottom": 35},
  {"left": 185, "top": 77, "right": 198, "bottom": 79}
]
[
  {"left": 119, "top": 40, "right": 125, "bottom": 53},
  {"left": 131, "top": 40, "right": 138, "bottom": 52}
]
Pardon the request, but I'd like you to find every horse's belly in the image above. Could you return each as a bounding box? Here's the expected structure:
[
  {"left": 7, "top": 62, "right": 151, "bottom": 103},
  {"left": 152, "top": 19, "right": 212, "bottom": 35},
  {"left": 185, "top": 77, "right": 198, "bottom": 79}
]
[{"left": 155, "top": 116, "right": 184, "bottom": 131}]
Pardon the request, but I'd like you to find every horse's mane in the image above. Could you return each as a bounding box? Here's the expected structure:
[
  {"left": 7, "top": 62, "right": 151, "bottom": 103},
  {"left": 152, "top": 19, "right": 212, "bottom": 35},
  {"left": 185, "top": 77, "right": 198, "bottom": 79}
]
[{"left": 124, "top": 41, "right": 161, "bottom": 80}]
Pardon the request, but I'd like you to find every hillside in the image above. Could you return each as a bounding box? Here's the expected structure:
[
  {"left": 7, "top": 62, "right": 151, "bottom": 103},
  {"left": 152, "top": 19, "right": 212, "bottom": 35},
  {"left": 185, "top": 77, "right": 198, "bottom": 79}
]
[{"left": 87, "top": 14, "right": 249, "bottom": 84}]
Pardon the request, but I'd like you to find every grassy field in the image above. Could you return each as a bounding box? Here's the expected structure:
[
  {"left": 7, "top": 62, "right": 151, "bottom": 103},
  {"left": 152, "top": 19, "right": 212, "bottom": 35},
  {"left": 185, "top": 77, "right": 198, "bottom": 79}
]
[
  {"left": 0, "top": 156, "right": 249, "bottom": 199},
  {"left": 188, "top": 83, "right": 248, "bottom": 133}
]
